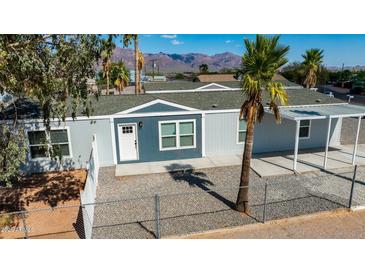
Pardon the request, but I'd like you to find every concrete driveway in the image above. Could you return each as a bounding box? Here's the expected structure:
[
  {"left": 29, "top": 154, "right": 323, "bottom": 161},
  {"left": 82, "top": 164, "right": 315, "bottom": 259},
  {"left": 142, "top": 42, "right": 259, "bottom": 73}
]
[{"left": 251, "top": 144, "right": 365, "bottom": 177}]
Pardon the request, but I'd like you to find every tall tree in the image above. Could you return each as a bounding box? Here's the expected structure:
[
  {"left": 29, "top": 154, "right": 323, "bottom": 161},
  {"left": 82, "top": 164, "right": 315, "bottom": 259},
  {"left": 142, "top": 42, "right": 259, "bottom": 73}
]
[
  {"left": 0, "top": 34, "right": 103, "bottom": 127},
  {"left": 199, "top": 63, "right": 208, "bottom": 73},
  {"left": 302, "top": 48, "right": 324, "bottom": 88},
  {"left": 235, "top": 35, "right": 289, "bottom": 213},
  {"left": 0, "top": 124, "right": 27, "bottom": 186},
  {"left": 123, "top": 34, "right": 141, "bottom": 94},
  {"left": 0, "top": 35, "right": 104, "bottom": 185},
  {"left": 111, "top": 61, "right": 130, "bottom": 94},
  {"left": 101, "top": 35, "right": 116, "bottom": 95}
]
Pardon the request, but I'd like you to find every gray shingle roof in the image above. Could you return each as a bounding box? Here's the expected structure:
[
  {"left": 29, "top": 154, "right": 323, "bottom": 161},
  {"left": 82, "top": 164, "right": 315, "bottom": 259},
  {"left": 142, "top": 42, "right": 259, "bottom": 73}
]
[
  {"left": 143, "top": 79, "right": 300, "bottom": 91},
  {"left": 143, "top": 81, "right": 241, "bottom": 91},
  {"left": 1, "top": 89, "right": 343, "bottom": 120}
]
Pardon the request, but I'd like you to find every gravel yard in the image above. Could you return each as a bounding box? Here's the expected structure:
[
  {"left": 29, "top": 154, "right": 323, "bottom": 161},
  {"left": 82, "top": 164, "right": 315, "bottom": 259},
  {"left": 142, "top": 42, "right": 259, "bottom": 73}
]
[{"left": 92, "top": 165, "right": 365, "bottom": 239}]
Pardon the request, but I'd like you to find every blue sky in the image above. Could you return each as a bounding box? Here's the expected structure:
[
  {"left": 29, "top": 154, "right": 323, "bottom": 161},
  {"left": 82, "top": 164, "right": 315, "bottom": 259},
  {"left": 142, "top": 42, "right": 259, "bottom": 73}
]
[{"left": 114, "top": 34, "right": 365, "bottom": 67}]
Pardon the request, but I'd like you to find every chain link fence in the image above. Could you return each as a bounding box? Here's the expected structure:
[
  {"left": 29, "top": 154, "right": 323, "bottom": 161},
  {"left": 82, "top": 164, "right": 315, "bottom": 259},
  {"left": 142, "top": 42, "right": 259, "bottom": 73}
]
[
  {"left": 0, "top": 204, "right": 84, "bottom": 239},
  {"left": 1, "top": 166, "right": 364, "bottom": 239}
]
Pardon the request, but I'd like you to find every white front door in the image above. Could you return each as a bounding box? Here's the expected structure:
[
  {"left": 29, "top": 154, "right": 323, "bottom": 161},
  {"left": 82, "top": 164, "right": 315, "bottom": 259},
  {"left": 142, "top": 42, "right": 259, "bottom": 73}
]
[{"left": 118, "top": 124, "right": 138, "bottom": 161}]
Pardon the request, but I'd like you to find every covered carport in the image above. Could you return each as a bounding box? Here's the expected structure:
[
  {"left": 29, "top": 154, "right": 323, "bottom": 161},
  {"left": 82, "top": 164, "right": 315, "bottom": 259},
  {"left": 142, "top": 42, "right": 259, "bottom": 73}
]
[{"left": 278, "top": 103, "right": 365, "bottom": 172}]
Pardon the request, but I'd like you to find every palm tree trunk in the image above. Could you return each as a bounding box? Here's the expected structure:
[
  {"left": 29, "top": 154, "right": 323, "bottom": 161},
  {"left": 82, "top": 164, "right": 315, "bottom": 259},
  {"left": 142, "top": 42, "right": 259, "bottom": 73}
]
[
  {"left": 106, "top": 71, "right": 110, "bottom": 95},
  {"left": 236, "top": 105, "right": 256, "bottom": 213},
  {"left": 134, "top": 38, "right": 139, "bottom": 94}
]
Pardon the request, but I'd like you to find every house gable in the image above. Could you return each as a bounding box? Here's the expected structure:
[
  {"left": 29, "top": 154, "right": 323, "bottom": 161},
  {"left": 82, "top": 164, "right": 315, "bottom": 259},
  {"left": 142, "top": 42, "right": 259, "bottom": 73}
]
[
  {"left": 115, "top": 99, "right": 198, "bottom": 114},
  {"left": 195, "top": 83, "right": 231, "bottom": 90}
]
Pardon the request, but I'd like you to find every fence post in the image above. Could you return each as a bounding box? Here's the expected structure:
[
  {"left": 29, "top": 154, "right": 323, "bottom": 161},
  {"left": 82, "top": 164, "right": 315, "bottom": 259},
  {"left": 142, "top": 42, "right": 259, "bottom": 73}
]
[
  {"left": 155, "top": 194, "right": 161, "bottom": 239},
  {"left": 348, "top": 165, "right": 357, "bottom": 209},
  {"left": 21, "top": 212, "right": 28, "bottom": 239},
  {"left": 263, "top": 183, "right": 268, "bottom": 223}
]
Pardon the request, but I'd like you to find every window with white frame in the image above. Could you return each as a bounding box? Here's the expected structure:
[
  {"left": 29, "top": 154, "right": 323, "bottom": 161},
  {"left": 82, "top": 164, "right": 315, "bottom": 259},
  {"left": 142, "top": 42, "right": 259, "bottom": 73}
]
[
  {"left": 160, "top": 120, "right": 195, "bottom": 150},
  {"left": 299, "top": 120, "right": 311, "bottom": 138},
  {"left": 237, "top": 119, "right": 247, "bottom": 143},
  {"left": 27, "top": 129, "right": 71, "bottom": 159}
]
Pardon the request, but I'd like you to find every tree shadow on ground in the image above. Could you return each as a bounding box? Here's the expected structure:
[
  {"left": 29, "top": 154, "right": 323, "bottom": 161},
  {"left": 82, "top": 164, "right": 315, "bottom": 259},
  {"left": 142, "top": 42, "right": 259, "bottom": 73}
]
[
  {"left": 165, "top": 163, "right": 235, "bottom": 209},
  {"left": 0, "top": 170, "right": 87, "bottom": 212}
]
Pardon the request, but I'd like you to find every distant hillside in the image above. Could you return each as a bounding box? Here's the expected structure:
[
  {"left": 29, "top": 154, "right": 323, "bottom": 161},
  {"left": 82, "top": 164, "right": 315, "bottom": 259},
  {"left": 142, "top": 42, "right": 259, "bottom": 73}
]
[
  {"left": 110, "top": 48, "right": 242, "bottom": 73},
  {"left": 326, "top": 65, "right": 365, "bottom": 72}
]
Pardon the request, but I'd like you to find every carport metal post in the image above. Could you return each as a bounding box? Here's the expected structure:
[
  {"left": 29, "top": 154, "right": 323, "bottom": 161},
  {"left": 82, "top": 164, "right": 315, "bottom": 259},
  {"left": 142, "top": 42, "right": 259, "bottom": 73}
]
[
  {"left": 293, "top": 120, "right": 300, "bottom": 172},
  {"left": 352, "top": 116, "right": 362, "bottom": 165},
  {"left": 324, "top": 117, "right": 332, "bottom": 169},
  {"left": 348, "top": 165, "right": 358, "bottom": 208}
]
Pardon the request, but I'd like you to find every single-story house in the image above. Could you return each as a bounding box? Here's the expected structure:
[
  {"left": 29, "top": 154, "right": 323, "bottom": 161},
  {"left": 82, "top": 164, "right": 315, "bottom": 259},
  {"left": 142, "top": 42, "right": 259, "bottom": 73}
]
[
  {"left": 2, "top": 79, "right": 365, "bottom": 174},
  {"left": 194, "top": 74, "right": 238, "bottom": 82}
]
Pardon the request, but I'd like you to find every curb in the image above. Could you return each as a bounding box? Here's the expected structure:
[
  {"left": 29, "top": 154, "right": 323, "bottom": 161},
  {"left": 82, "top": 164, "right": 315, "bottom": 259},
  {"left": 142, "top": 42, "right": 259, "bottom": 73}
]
[
  {"left": 163, "top": 207, "right": 359, "bottom": 239},
  {"left": 350, "top": 205, "right": 365, "bottom": 211}
]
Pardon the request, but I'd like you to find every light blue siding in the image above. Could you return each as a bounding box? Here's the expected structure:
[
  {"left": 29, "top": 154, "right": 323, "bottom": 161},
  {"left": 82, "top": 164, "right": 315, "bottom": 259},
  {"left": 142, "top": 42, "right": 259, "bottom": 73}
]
[
  {"left": 114, "top": 114, "right": 202, "bottom": 163},
  {"left": 205, "top": 111, "right": 342, "bottom": 156},
  {"left": 205, "top": 112, "right": 244, "bottom": 156},
  {"left": 21, "top": 118, "right": 114, "bottom": 173},
  {"left": 253, "top": 114, "right": 341, "bottom": 153}
]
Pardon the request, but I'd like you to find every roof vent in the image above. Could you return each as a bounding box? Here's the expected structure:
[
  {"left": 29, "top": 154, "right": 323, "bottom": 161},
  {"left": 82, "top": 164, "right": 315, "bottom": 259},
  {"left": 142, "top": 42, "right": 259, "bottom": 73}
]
[
  {"left": 316, "top": 99, "right": 322, "bottom": 103},
  {"left": 212, "top": 104, "right": 218, "bottom": 108}
]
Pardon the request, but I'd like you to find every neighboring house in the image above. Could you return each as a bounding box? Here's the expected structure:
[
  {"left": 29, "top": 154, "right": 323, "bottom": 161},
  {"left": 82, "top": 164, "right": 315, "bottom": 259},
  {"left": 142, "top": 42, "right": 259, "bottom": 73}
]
[
  {"left": 195, "top": 74, "right": 238, "bottom": 82},
  {"left": 144, "top": 76, "right": 303, "bottom": 94},
  {"left": 129, "top": 70, "right": 146, "bottom": 84},
  {"left": 1, "top": 80, "right": 365, "bottom": 174}
]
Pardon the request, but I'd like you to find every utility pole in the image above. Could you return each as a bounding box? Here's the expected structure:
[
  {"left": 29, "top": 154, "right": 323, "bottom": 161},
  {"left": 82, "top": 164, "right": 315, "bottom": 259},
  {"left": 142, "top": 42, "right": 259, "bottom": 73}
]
[{"left": 151, "top": 59, "right": 157, "bottom": 79}]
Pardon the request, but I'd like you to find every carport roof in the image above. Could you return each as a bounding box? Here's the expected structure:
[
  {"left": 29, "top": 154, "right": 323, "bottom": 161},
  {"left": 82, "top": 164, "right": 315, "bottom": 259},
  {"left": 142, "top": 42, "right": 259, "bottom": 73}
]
[{"left": 276, "top": 103, "right": 365, "bottom": 120}]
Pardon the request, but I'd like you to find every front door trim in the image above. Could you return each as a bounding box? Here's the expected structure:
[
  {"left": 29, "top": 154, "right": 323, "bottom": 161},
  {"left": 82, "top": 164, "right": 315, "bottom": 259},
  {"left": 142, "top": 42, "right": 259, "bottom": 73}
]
[{"left": 117, "top": 123, "right": 139, "bottom": 162}]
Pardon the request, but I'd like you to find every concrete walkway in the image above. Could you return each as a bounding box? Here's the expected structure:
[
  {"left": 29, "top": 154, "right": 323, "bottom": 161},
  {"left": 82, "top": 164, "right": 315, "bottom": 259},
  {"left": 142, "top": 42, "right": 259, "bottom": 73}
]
[
  {"left": 115, "top": 144, "right": 365, "bottom": 177},
  {"left": 116, "top": 155, "right": 242, "bottom": 176},
  {"left": 176, "top": 208, "right": 365, "bottom": 239}
]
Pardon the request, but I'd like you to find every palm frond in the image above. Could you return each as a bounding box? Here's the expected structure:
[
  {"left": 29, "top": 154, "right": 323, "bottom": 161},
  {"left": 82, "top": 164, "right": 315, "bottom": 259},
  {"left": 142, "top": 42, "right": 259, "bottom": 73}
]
[
  {"left": 269, "top": 102, "right": 281, "bottom": 123},
  {"left": 267, "top": 82, "right": 288, "bottom": 106},
  {"left": 256, "top": 103, "right": 264, "bottom": 123},
  {"left": 239, "top": 100, "right": 251, "bottom": 120}
]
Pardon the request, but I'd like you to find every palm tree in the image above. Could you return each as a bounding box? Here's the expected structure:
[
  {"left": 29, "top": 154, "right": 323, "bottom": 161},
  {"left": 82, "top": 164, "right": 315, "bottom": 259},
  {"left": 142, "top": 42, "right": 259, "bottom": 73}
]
[
  {"left": 123, "top": 34, "right": 141, "bottom": 94},
  {"left": 112, "top": 61, "right": 130, "bottom": 94},
  {"left": 199, "top": 63, "right": 208, "bottom": 73},
  {"left": 137, "top": 49, "right": 144, "bottom": 90},
  {"left": 235, "top": 35, "right": 289, "bottom": 213},
  {"left": 101, "top": 35, "right": 116, "bottom": 95},
  {"left": 302, "top": 48, "right": 324, "bottom": 88}
]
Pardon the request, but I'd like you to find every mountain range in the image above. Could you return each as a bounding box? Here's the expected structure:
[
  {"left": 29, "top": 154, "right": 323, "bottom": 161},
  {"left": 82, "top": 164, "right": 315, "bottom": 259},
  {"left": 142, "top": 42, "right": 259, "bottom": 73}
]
[
  {"left": 109, "top": 47, "right": 365, "bottom": 74},
  {"left": 110, "top": 47, "right": 242, "bottom": 73}
]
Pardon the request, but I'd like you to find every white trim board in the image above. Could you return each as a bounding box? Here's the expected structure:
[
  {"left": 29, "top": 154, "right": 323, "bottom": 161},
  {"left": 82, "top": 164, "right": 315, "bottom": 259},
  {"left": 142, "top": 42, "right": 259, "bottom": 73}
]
[
  {"left": 117, "top": 122, "right": 140, "bottom": 161},
  {"left": 115, "top": 99, "right": 198, "bottom": 115},
  {"left": 109, "top": 117, "right": 117, "bottom": 165},
  {"left": 3, "top": 103, "right": 355, "bottom": 124},
  {"left": 158, "top": 119, "right": 196, "bottom": 151},
  {"left": 195, "top": 83, "right": 231, "bottom": 90},
  {"left": 145, "top": 88, "right": 241, "bottom": 94},
  {"left": 25, "top": 125, "right": 73, "bottom": 161}
]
